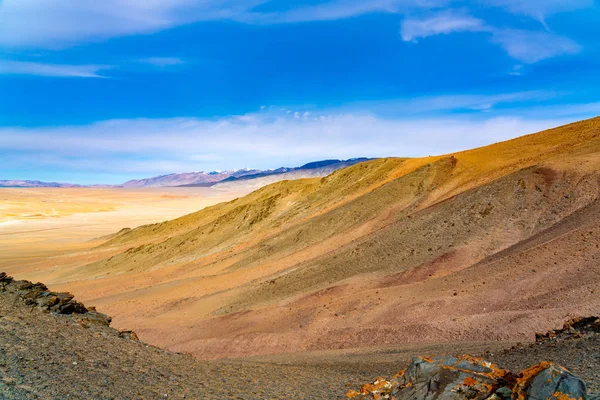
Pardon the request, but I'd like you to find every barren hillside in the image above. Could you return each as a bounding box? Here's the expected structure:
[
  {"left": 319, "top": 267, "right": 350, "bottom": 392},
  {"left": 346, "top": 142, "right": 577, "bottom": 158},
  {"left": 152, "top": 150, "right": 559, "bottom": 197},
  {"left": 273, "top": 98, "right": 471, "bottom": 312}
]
[{"left": 5, "top": 117, "right": 600, "bottom": 360}]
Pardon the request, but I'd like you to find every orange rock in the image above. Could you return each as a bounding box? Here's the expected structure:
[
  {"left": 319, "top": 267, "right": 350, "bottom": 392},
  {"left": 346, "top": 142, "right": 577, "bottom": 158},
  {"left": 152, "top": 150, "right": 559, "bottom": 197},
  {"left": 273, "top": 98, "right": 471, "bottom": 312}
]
[
  {"left": 463, "top": 377, "right": 477, "bottom": 387},
  {"left": 513, "top": 361, "right": 554, "bottom": 400}
]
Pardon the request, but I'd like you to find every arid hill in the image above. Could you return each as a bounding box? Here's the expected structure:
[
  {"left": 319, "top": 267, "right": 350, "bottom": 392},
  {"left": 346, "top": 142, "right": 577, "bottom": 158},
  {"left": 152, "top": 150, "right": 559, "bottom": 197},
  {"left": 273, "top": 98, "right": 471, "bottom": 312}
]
[{"left": 6, "top": 117, "right": 600, "bottom": 361}]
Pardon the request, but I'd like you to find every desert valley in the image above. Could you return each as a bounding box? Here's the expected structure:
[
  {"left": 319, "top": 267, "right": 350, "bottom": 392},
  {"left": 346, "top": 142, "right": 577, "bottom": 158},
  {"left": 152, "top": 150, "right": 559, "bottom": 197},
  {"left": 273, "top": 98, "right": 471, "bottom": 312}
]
[
  {"left": 2, "top": 119, "right": 600, "bottom": 398},
  {"left": 2, "top": 1, "right": 600, "bottom": 398}
]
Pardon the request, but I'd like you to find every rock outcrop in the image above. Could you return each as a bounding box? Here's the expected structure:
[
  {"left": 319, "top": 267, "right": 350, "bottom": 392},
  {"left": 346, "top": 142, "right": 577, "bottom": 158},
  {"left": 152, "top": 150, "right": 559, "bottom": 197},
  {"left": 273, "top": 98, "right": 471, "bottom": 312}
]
[
  {"left": 536, "top": 316, "right": 600, "bottom": 344},
  {"left": 0, "top": 272, "right": 136, "bottom": 334},
  {"left": 347, "top": 355, "right": 588, "bottom": 400},
  {"left": 513, "top": 362, "right": 587, "bottom": 400}
]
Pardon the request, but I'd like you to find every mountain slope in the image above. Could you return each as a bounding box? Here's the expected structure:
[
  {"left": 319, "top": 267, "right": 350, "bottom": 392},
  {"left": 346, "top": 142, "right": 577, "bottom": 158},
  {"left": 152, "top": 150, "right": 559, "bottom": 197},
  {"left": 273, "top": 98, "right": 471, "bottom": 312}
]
[
  {"left": 9, "top": 117, "right": 600, "bottom": 360},
  {"left": 210, "top": 158, "right": 371, "bottom": 191},
  {"left": 121, "top": 169, "right": 260, "bottom": 188}
]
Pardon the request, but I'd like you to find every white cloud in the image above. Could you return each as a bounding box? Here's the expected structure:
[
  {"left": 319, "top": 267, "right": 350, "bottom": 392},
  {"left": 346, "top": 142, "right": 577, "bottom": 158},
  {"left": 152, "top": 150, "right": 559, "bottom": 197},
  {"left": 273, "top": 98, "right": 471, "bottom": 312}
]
[
  {"left": 139, "top": 57, "right": 185, "bottom": 67},
  {"left": 0, "top": 103, "right": 592, "bottom": 179},
  {"left": 401, "top": 11, "right": 486, "bottom": 41},
  {"left": 361, "top": 91, "right": 559, "bottom": 114},
  {"left": 401, "top": 10, "right": 583, "bottom": 64},
  {"left": 509, "top": 65, "right": 524, "bottom": 76},
  {"left": 502, "top": 102, "right": 600, "bottom": 119},
  {"left": 0, "top": 0, "right": 593, "bottom": 50},
  {"left": 244, "top": 0, "right": 448, "bottom": 24},
  {"left": 0, "top": 0, "right": 267, "bottom": 48},
  {"left": 483, "top": 0, "right": 595, "bottom": 22},
  {"left": 491, "top": 29, "right": 582, "bottom": 64},
  {"left": 0, "top": 60, "right": 112, "bottom": 78},
  {"left": 0, "top": 0, "right": 453, "bottom": 48}
]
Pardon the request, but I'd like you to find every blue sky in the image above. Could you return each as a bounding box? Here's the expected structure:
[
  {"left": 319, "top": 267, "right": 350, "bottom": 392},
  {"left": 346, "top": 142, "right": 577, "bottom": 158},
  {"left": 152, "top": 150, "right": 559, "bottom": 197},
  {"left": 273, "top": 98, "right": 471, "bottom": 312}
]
[{"left": 0, "top": 0, "right": 599, "bottom": 184}]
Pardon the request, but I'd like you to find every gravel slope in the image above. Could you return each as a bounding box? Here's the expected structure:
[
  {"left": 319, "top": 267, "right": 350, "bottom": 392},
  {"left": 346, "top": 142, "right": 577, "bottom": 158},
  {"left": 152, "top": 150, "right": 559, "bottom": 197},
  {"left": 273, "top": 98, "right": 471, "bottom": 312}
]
[
  {"left": 1, "top": 273, "right": 598, "bottom": 400},
  {"left": 1, "top": 286, "right": 598, "bottom": 399},
  {"left": 0, "top": 288, "right": 390, "bottom": 399}
]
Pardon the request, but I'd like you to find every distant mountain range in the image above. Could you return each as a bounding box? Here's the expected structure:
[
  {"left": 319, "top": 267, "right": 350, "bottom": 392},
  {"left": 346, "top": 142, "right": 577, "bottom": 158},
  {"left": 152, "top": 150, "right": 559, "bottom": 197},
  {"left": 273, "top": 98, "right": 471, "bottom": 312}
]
[
  {"left": 180, "top": 158, "right": 371, "bottom": 188},
  {"left": 0, "top": 180, "right": 84, "bottom": 188},
  {"left": 121, "top": 169, "right": 262, "bottom": 188},
  {"left": 0, "top": 158, "right": 372, "bottom": 188}
]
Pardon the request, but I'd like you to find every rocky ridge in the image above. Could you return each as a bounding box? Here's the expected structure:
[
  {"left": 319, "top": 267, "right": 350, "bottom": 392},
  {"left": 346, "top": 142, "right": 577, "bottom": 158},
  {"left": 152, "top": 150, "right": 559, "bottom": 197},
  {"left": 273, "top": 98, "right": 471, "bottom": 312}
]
[
  {"left": 0, "top": 272, "right": 135, "bottom": 338},
  {"left": 535, "top": 316, "right": 600, "bottom": 344}
]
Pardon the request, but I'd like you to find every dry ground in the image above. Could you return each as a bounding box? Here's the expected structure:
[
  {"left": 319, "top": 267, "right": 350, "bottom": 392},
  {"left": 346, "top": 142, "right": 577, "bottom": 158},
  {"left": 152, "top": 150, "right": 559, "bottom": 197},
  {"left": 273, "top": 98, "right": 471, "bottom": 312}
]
[
  {"left": 0, "top": 186, "right": 249, "bottom": 279},
  {"left": 1, "top": 288, "right": 598, "bottom": 399}
]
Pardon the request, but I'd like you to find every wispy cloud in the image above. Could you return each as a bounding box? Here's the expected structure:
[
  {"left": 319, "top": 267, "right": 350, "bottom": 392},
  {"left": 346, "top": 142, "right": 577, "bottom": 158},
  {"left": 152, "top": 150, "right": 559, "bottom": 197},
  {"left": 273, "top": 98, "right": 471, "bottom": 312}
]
[
  {"left": 0, "top": 0, "right": 438, "bottom": 48},
  {"left": 0, "top": 114, "right": 567, "bottom": 177},
  {"left": 400, "top": 11, "right": 487, "bottom": 41},
  {"left": 243, "top": 0, "right": 448, "bottom": 24},
  {"left": 0, "top": 60, "right": 112, "bottom": 78},
  {"left": 483, "top": 0, "right": 595, "bottom": 27},
  {"left": 0, "top": 0, "right": 593, "bottom": 51},
  {"left": 491, "top": 29, "right": 582, "bottom": 64},
  {"left": 401, "top": 11, "right": 583, "bottom": 64},
  {"left": 0, "top": 0, "right": 268, "bottom": 48},
  {"left": 139, "top": 57, "right": 185, "bottom": 67},
  {"left": 357, "top": 91, "right": 560, "bottom": 114},
  {"left": 2, "top": 95, "right": 596, "bottom": 181}
]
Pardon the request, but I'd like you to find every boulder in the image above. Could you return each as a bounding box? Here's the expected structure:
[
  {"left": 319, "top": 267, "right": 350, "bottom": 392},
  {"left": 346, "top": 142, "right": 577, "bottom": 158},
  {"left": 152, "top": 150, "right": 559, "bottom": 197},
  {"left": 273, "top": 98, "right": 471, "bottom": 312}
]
[
  {"left": 76, "top": 311, "right": 112, "bottom": 327},
  {"left": 9, "top": 280, "right": 34, "bottom": 291},
  {"left": 347, "top": 357, "right": 589, "bottom": 400},
  {"left": 119, "top": 331, "right": 140, "bottom": 341},
  {"left": 35, "top": 293, "right": 60, "bottom": 308},
  {"left": 56, "top": 300, "right": 87, "bottom": 314},
  {"left": 347, "top": 355, "right": 514, "bottom": 400},
  {"left": 513, "top": 362, "right": 587, "bottom": 400},
  {"left": 55, "top": 292, "right": 75, "bottom": 304}
]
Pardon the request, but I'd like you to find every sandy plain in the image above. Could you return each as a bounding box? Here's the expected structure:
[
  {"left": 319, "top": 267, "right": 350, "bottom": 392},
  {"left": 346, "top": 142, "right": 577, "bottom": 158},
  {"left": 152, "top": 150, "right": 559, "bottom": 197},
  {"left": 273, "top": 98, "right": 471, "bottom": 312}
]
[{"left": 0, "top": 186, "right": 249, "bottom": 273}]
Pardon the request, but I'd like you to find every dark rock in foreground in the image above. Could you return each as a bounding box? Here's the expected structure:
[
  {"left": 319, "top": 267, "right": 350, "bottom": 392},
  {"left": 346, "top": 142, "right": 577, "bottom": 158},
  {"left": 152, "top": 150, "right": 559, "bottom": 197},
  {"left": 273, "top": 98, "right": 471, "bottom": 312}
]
[
  {"left": 349, "top": 316, "right": 600, "bottom": 399},
  {"left": 514, "top": 362, "right": 587, "bottom": 400},
  {"left": 347, "top": 355, "right": 588, "bottom": 400}
]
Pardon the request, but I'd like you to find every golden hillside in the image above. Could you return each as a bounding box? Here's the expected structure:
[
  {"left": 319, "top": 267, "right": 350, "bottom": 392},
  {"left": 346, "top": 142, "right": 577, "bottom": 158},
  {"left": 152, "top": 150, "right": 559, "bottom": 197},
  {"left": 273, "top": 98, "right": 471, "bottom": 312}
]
[{"left": 15, "top": 117, "right": 600, "bottom": 359}]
